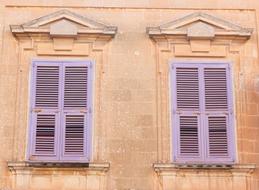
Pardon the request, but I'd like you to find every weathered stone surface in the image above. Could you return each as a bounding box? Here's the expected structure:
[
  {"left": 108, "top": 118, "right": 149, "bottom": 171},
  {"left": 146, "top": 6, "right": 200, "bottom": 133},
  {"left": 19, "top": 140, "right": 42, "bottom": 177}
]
[{"left": 0, "top": 2, "right": 258, "bottom": 190}]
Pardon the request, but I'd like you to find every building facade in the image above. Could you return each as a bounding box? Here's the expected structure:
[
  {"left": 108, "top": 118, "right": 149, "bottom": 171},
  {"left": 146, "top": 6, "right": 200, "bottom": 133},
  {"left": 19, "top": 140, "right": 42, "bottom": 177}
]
[{"left": 0, "top": 0, "right": 258, "bottom": 190}]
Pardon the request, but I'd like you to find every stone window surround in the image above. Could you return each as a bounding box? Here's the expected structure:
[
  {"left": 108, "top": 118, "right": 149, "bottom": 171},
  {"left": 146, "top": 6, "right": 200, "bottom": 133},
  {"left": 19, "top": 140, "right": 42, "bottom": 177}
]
[
  {"left": 146, "top": 12, "right": 256, "bottom": 172},
  {"left": 8, "top": 9, "right": 117, "bottom": 164},
  {"left": 7, "top": 9, "right": 256, "bottom": 175}
]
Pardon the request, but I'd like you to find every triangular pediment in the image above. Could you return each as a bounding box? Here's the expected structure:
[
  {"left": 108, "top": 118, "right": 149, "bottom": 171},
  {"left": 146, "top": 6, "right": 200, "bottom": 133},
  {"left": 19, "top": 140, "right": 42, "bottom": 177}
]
[
  {"left": 10, "top": 9, "right": 117, "bottom": 37},
  {"left": 147, "top": 12, "right": 252, "bottom": 39}
]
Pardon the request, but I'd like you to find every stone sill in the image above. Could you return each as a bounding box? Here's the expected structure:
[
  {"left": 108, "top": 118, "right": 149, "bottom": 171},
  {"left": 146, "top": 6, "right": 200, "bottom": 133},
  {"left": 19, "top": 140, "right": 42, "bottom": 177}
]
[
  {"left": 154, "top": 163, "right": 256, "bottom": 176},
  {"left": 8, "top": 161, "right": 110, "bottom": 175}
]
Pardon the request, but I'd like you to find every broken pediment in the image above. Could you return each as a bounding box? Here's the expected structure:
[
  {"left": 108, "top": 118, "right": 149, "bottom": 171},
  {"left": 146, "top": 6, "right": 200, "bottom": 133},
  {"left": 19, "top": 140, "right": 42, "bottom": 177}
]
[
  {"left": 10, "top": 9, "right": 117, "bottom": 37},
  {"left": 147, "top": 12, "right": 252, "bottom": 40}
]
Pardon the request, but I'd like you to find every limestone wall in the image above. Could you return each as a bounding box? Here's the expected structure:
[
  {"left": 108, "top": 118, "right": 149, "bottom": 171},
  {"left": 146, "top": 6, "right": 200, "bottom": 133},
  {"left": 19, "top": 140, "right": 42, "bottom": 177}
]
[{"left": 0, "top": 1, "right": 258, "bottom": 190}]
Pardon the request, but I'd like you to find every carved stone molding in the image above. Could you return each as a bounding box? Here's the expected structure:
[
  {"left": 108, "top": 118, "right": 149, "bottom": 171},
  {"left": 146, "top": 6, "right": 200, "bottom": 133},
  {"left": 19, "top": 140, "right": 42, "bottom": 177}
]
[
  {"left": 147, "top": 12, "right": 252, "bottom": 40},
  {"left": 8, "top": 161, "right": 110, "bottom": 175},
  {"left": 10, "top": 9, "right": 117, "bottom": 37},
  {"left": 10, "top": 9, "right": 118, "bottom": 56},
  {"left": 153, "top": 163, "right": 256, "bottom": 176},
  {"left": 8, "top": 161, "right": 110, "bottom": 190},
  {"left": 153, "top": 163, "right": 256, "bottom": 190},
  {"left": 147, "top": 12, "right": 252, "bottom": 57}
]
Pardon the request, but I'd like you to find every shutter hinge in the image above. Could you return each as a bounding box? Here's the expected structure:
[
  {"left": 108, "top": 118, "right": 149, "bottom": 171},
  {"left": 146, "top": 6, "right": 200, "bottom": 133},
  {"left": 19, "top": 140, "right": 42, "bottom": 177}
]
[
  {"left": 174, "top": 109, "right": 182, "bottom": 114},
  {"left": 89, "top": 107, "right": 92, "bottom": 114},
  {"left": 33, "top": 108, "right": 42, "bottom": 113},
  {"left": 80, "top": 109, "right": 87, "bottom": 113},
  {"left": 90, "top": 62, "right": 93, "bottom": 69},
  {"left": 194, "top": 111, "right": 200, "bottom": 115}
]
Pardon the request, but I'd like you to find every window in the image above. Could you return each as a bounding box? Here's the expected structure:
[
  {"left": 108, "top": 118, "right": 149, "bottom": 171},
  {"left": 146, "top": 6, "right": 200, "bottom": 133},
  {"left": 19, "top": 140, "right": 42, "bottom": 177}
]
[
  {"left": 28, "top": 60, "right": 93, "bottom": 162},
  {"left": 171, "top": 62, "right": 235, "bottom": 163}
]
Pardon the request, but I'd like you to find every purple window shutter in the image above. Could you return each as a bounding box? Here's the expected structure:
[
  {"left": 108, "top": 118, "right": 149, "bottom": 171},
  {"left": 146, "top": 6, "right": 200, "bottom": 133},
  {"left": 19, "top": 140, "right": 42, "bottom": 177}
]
[
  {"left": 35, "top": 65, "right": 60, "bottom": 108},
  {"left": 207, "top": 116, "right": 228, "bottom": 156},
  {"left": 172, "top": 62, "right": 235, "bottom": 163},
  {"left": 63, "top": 65, "right": 88, "bottom": 109},
  {"left": 204, "top": 67, "right": 228, "bottom": 110},
  {"left": 60, "top": 62, "right": 91, "bottom": 161},
  {"left": 179, "top": 115, "right": 200, "bottom": 156},
  {"left": 34, "top": 114, "right": 57, "bottom": 154},
  {"left": 203, "top": 65, "right": 234, "bottom": 162},
  {"left": 172, "top": 65, "right": 202, "bottom": 162},
  {"left": 176, "top": 67, "right": 200, "bottom": 109},
  {"left": 29, "top": 62, "right": 61, "bottom": 161}
]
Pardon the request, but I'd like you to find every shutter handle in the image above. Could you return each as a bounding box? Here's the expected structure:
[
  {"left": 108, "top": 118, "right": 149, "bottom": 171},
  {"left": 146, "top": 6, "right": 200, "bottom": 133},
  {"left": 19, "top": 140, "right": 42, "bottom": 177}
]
[{"left": 33, "top": 109, "right": 42, "bottom": 113}]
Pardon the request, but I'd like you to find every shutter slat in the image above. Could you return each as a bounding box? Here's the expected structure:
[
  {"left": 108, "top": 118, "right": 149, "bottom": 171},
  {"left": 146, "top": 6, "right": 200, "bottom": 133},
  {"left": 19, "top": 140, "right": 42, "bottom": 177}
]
[
  {"left": 64, "top": 115, "right": 85, "bottom": 155},
  {"left": 208, "top": 116, "right": 229, "bottom": 157},
  {"left": 179, "top": 115, "right": 200, "bottom": 156},
  {"left": 35, "top": 66, "right": 59, "bottom": 108},
  {"left": 64, "top": 66, "right": 88, "bottom": 109},
  {"left": 204, "top": 68, "right": 228, "bottom": 110},
  {"left": 35, "top": 114, "right": 56, "bottom": 154},
  {"left": 176, "top": 67, "right": 199, "bottom": 109}
]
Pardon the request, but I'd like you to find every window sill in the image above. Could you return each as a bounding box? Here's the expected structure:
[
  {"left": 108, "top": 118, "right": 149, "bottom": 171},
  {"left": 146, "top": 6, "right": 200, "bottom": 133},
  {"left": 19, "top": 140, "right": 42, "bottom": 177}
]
[
  {"left": 7, "top": 161, "right": 110, "bottom": 175},
  {"left": 153, "top": 163, "right": 256, "bottom": 176}
]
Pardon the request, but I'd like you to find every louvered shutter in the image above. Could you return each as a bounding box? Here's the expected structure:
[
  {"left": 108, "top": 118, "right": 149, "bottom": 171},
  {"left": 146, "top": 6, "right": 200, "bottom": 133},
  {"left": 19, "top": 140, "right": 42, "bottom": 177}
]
[
  {"left": 29, "top": 62, "right": 61, "bottom": 161},
  {"left": 173, "top": 65, "right": 202, "bottom": 162},
  {"left": 172, "top": 62, "right": 234, "bottom": 163},
  {"left": 61, "top": 63, "right": 91, "bottom": 161},
  {"left": 203, "top": 66, "right": 234, "bottom": 162}
]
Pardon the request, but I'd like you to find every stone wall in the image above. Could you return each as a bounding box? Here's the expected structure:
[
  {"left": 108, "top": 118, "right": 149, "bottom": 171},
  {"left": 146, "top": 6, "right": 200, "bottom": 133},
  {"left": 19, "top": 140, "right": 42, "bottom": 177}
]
[{"left": 0, "top": 1, "right": 258, "bottom": 190}]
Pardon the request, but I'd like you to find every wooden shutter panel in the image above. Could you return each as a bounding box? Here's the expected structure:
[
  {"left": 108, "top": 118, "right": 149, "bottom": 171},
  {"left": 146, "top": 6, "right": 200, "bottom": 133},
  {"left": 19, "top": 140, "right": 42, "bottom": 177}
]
[
  {"left": 204, "top": 68, "right": 228, "bottom": 110},
  {"left": 207, "top": 116, "right": 228, "bottom": 156},
  {"left": 64, "top": 66, "right": 88, "bottom": 109},
  {"left": 35, "top": 65, "right": 60, "bottom": 108},
  {"left": 34, "top": 114, "right": 57, "bottom": 154},
  {"left": 203, "top": 65, "right": 234, "bottom": 162},
  {"left": 173, "top": 65, "right": 202, "bottom": 161},
  {"left": 176, "top": 67, "right": 200, "bottom": 109},
  {"left": 61, "top": 63, "right": 91, "bottom": 161},
  {"left": 179, "top": 115, "right": 200, "bottom": 156},
  {"left": 172, "top": 63, "right": 234, "bottom": 163},
  {"left": 29, "top": 63, "right": 61, "bottom": 161},
  {"left": 64, "top": 114, "right": 86, "bottom": 155}
]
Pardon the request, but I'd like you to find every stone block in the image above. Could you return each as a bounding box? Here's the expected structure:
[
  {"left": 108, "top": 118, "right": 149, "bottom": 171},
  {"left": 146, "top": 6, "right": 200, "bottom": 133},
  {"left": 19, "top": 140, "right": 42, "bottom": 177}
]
[
  {"left": 174, "top": 44, "right": 227, "bottom": 57},
  {"left": 50, "top": 20, "right": 78, "bottom": 37},
  {"left": 86, "top": 175, "right": 100, "bottom": 190}
]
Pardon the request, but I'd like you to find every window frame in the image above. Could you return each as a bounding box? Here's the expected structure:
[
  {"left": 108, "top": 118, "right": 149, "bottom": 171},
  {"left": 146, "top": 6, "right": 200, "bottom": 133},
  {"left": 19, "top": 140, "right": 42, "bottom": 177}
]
[
  {"left": 170, "top": 60, "right": 236, "bottom": 164},
  {"left": 27, "top": 59, "right": 94, "bottom": 163}
]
